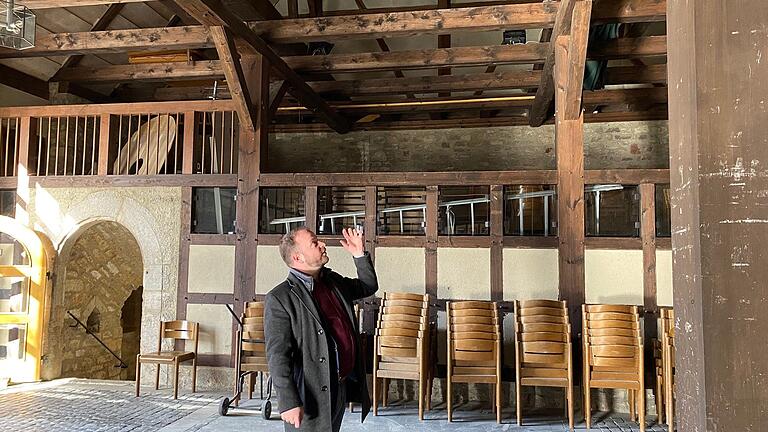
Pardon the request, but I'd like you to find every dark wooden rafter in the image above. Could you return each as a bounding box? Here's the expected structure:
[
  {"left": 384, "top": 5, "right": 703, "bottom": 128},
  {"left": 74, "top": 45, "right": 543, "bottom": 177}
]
[
  {"left": 437, "top": 0, "right": 451, "bottom": 100},
  {"left": 0, "top": 63, "right": 49, "bottom": 100},
  {"left": 287, "top": 0, "right": 298, "bottom": 18},
  {"left": 210, "top": 26, "right": 256, "bottom": 131},
  {"left": 529, "top": 0, "right": 577, "bottom": 127},
  {"left": 268, "top": 80, "right": 289, "bottom": 119},
  {"left": 173, "top": 0, "right": 350, "bottom": 133},
  {"left": 243, "top": 0, "right": 283, "bottom": 20}
]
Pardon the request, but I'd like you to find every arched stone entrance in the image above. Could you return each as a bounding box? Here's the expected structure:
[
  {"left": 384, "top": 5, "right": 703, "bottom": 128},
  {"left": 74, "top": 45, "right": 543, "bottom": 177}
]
[{"left": 54, "top": 221, "right": 143, "bottom": 380}]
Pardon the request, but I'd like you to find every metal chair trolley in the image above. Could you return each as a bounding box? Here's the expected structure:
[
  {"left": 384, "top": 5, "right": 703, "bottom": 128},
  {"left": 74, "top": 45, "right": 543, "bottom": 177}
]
[{"left": 220, "top": 302, "right": 273, "bottom": 419}]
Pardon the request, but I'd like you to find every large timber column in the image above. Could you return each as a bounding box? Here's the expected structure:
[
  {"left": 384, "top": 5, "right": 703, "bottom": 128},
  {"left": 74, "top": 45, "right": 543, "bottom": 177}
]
[{"left": 668, "top": 1, "right": 768, "bottom": 430}]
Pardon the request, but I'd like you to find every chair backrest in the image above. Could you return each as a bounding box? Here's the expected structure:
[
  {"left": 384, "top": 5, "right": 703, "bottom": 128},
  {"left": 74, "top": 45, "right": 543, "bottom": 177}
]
[
  {"left": 376, "top": 292, "right": 430, "bottom": 358},
  {"left": 241, "top": 301, "right": 267, "bottom": 370},
  {"left": 159, "top": 320, "right": 199, "bottom": 353},
  {"left": 448, "top": 300, "right": 500, "bottom": 366},
  {"left": 583, "top": 304, "right": 642, "bottom": 372},
  {"left": 515, "top": 299, "right": 570, "bottom": 368}
]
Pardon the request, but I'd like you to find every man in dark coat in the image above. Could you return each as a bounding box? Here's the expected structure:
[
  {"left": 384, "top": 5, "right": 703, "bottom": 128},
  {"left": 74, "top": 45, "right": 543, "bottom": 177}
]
[{"left": 264, "top": 226, "right": 378, "bottom": 431}]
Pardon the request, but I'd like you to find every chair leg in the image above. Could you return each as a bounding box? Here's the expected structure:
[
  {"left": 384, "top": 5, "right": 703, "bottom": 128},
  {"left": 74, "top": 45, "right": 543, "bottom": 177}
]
[
  {"left": 666, "top": 374, "right": 674, "bottom": 432},
  {"left": 426, "top": 376, "right": 433, "bottom": 411},
  {"left": 191, "top": 357, "right": 197, "bottom": 393},
  {"left": 496, "top": 380, "right": 502, "bottom": 424},
  {"left": 629, "top": 389, "right": 636, "bottom": 421},
  {"left": 382, "top": 378, "right": 389, "bottom": 407},
  {"left": 447, "top": 374, "right": 453, "bottom": 422},
  {"left": 656, "top": 377, "right": 664, "bottom": 424},
  {"left": 135, "top": 355, "right": 141, "bottom": 397},
  {"left": 372, "top": 374, "right": 379, "bottom": 416},
  {"left": 515, "top": 380, "right": 522, "bottom": 426},
  {"left": 247, "top": 372, "right": 254, "bottom": 400},
  {"left": 155, "top": 362, "right": 161, "bottom": 390},
  {"left": 418, "top": 376, "right": 425, "bottom": 421},
  {"left": 173, "top": 359, "right": 180, "bottom": 400},
  {"left": 584, "top": 386, "right": 592, "bottom": 429},
  {"left": 639, "top": 386, "right": 646, "bottom": 432},
  {"left": 567, "top": 384, "right": 574, "bottom": 431}
]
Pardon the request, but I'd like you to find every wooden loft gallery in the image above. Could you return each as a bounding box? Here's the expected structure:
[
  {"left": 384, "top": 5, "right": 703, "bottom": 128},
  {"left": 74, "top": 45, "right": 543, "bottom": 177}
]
[{"left": 0, "top": 1, "right": 765, "bottom": 431}]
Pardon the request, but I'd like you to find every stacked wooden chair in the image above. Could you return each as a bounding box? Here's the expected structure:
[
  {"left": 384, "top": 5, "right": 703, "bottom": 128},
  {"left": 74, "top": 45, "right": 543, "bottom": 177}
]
[
  {"left": 372, "top": 292, "right": 433, "bottom": 420},
  {"left": 135, "top": 320, "right": 199, "bottom": 399},
  {"left": 514, "top": 299, "right": 574, "bottom": 430},
  {"left": 446, "top": 300, "right": 503, "bottom": 423},
  {"left": 659, "top": 308, "right": 675, "bottom": 432},
  {"left": 582, "top": 304, "right": 645, "bottom": 431},
  {"left": 240, "top": 301, "right": 270, "bottom": 403}
]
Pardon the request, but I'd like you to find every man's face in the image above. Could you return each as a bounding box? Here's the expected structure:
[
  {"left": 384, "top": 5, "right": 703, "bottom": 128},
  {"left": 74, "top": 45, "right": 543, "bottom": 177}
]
[{"left": 292, "top": 229, "right": 329, "bottom": 271}]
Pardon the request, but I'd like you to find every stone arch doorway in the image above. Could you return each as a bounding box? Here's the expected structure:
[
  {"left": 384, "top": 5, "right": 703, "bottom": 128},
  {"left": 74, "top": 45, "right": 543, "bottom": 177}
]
[{"left": 51, "top": 220, "right": 143, "bottom": 381}]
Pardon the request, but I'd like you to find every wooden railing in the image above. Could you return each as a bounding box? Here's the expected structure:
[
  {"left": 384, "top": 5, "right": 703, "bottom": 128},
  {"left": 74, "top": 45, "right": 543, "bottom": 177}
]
[{"left": 0, "top": 100, "right": 237, "bottom": 180}]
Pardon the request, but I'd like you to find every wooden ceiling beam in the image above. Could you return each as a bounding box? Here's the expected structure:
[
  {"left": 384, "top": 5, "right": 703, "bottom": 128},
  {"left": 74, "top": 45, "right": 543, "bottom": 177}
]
[
  {"left": 19, "top": 0, "right": 147, "bottom": 9},
  {"left": 52, "top": 60, "right": 224, "bottom": 83},
  {"left": 0, "top": 64, "right": 49, "bottom": 99},
  {"left": 210, "top": 26, "right": 256, "bottom": 131},
  {"left": 589, "top": 35, "right": 667, "bottom": 59},
  {"left": 173, "top": 0, "right": 350, "bottom": 134},
  {"left": 0, "top": 26, "right": 214, "bottom": 59},
  {"left": 561, "top": 2, "right": 592, "bottom": 120},
  {"left": 605, "top": 64, "right": 667, "bottom": 84},
  {"left": 308, "top": 70, "right": 542, "bottom": 96}
]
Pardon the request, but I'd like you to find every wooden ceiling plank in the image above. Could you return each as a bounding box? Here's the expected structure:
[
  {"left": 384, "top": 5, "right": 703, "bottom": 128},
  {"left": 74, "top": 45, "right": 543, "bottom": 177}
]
[
  {"left": 173, "top": 0, "right": 350, "bottom": 134},
  {"left": 210, "top": 26, "right": 256, "bottom": 131}
]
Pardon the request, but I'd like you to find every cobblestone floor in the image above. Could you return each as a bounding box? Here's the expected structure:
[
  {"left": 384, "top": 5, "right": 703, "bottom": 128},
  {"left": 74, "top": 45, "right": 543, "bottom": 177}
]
[{"left": 0, "top": 379, "right": 670, "bottom": 432}]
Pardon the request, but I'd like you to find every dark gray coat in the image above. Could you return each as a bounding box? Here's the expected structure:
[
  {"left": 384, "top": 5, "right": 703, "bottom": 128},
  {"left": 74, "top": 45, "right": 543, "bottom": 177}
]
[{"left": 264, "top": 253, "right": 378, "bottom": 431}]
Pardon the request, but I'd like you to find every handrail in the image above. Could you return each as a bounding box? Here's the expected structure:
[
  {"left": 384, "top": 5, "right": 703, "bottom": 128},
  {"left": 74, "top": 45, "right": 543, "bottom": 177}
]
[
  {"left": 67, "top": 310, "right": 128, "bottom": 369},
  {"left": 0, "top": 100, "right": 235, "bottom": 117}
]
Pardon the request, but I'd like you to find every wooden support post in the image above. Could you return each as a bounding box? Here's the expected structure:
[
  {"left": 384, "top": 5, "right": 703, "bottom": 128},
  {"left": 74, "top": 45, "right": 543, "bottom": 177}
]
[
  {"left": 17, "top": 117, "right": 31, "bottom": 174},
  {"left": 364, "top": 186, "right": 377, "bottom": 262},
  {"left": 640, "top": 183, "right": 657, "bottom": 342},
  {"left": 425, "top": 186, "right": 439, "bottom": 299},
  {"left": 305, "top": 186, "right": 318, "bottom": 232},
  {"left": 175, "top": 187, "right": 193, "bottom": 351},
  {"left": 98, "top": 115, "right": 111, "bottom": 175},
  {"left": 490, "top": 185, "right": 504, "bottom": 302}
]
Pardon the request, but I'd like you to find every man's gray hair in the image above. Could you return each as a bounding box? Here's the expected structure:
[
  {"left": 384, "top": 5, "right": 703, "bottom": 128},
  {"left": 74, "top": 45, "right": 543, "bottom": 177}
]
[{"left": 279, "top": 226, "right": 309, "bottom": 267}]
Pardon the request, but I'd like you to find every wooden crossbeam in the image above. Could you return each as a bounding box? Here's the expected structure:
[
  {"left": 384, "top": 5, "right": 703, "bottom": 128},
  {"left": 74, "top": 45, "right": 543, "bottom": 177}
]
[
  {"left": 0, "top": 26, "right": 214, "bottom": 59},
  {"left": 308, "top": 70, "right": 542, "bottom": 96},
  {"left": 605, "top": 64, "right": 667, "bottom": 84},
  {"left": 174, "top": 0, "right": 350, "bottom": 134},
  {"left": 238, "top": 0, "right": 283, "bottom": 20},
  {"left": 211, "top": 26, "right": 256, "bottom": 131},
  {"left": 269, "top": 81, "right": 289, "bottom": 119},
  {"left": 52, "top": 61, "right": 224, "bottom": 83},
  {"left": 561, "top": 1, "right": 593, "bottom": 120},
  {"left": 0, "top": 64, "right": 49, "bottom": 99},
  {"left": 19, "top": 0, "right": 147, "bottom": 8},
  {"left": 589, "top": 35, "right": 667, "bottom": 59}
]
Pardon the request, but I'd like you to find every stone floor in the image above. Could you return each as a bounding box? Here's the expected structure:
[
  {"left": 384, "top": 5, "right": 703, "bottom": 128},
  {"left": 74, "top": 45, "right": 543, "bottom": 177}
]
[{"left": 0, "top": 379, "right": 670, "bottom": 431}]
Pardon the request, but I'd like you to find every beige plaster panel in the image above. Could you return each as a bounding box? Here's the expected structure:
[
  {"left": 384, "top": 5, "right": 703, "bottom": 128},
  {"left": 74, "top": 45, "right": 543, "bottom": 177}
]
[
  {"left": 585, "top": 249, "right": 644, "bottom": 305},
  {"left": 374, "top": 247, "right": 425, "bottom": 294},
  {"left": 188, "top": 245, "right": 235, "bottom": 294},
  {"left": 656, "top": 250, "right": 674, "bottom": 307},
  {"left": 502, "top": 248, "right": 559, "bottom": 301},
  {"left": 324, "top": 246, "right": 358, "bottom": 278},
  {"left": 185, "top": 303, "right": 232, "bottom": 355},
  {"left": 437, "top": 248, "right": 490, "bottom": 300},
  {"left": 256, "top": 245, "right": 289, "bottom": 294}
]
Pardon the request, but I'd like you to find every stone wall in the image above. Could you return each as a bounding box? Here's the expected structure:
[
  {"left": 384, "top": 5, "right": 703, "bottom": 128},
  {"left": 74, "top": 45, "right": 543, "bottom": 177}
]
[
  {"left": 268, "top": 120, "right": 669, "bottom": 172},
  {"left": 59, "top": 221, "right": 142, "bottom": 380}
]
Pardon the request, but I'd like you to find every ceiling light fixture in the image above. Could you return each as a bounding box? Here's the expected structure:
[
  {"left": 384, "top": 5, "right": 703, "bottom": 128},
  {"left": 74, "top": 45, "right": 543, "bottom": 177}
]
[{"left": 0, "top": 0, "right": 35, "bottom": 50}]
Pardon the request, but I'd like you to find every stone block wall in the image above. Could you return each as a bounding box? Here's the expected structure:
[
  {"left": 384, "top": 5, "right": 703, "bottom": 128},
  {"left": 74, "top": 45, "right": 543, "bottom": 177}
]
[{"left": 268, "top": 120, "right": 669, "bottom": 172}]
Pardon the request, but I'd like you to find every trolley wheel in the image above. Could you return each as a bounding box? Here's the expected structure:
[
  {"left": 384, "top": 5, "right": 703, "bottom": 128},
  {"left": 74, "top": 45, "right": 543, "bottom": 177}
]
[
  {"left": 219, "top": 397, "right": 230, "bottom": 416},
  {"left": 261, "top": 399, "right": 272, "bottom": 420}
]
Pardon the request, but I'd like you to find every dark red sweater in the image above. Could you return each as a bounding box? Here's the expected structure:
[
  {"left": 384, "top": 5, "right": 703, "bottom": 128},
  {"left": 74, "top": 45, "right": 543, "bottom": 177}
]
[{"left": 312, "top": 278, "right": 355, "bottom": 379}]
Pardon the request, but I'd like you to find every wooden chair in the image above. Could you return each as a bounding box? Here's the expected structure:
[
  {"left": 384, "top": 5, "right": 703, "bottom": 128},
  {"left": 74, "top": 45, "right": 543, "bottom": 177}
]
[
  {"left": 372, "top": 292, "right": 432, "bottom": 420},
  {"left": 660, "top": 308, "right": 675, "bottom": 432},
  {"left": 446, "top": 300, "right": 503, "bottom": 423},
  {"left": 582, "top": 304, "right": 645, "bottom": 431},
  {"left": 241, "top": 301, "right": 269, "bottom": 403},
  {"left": 135, "top": 320, "right": 199, "bottom": 399},
  {"left": 514, "top": 299, "right": 574, "bottom": 430}
]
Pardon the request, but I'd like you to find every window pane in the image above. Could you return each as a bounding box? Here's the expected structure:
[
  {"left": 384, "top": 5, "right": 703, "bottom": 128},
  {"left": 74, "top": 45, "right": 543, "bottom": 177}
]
[
  {"left": 438, "top": 186, "right": 489, "bottom": 236},
  {"left": 504, "top": 185, "right": 557, "bottom": 236},
  {"left": 585, "top": 185, "right": 640, "bottom": 237},
  {"left": 0, "top": 276, "right": 28, "bottom": 314},
  {"left": 260, "top": 187, "right": 305, "bottom": 234},
  {"left": 377, "top": 187, "right": 426, "bottom": 236},
  {"left": 0, "top": 189, "right": 13, "bottom": 217},
  {"left": 191, "top": 187, "right": 237, "bottom": 234},
  {"left": 656, "top": 184, "right": 671, "bottom": 237},
  {"left": 0, "top": 233, "right": 30, "bottom": 266},
  {"left": 317, "top": 187, "right": 365, "bottom": 235},
  {"left": 0, "top": 324, "right": 27, "bottom": 362}
]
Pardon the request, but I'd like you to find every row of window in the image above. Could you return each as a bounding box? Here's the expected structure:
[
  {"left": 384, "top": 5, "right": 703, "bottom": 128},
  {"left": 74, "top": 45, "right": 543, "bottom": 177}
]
[{"left": 191, "top": 185, "right": 673, "bottom": 238}]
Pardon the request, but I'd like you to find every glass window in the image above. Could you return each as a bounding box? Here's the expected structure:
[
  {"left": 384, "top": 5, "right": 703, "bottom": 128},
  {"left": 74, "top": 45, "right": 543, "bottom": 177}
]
[
  {"left": 504, "top": 185, "right": 557, "bottom": 236},
  {"left": 585, "top": 184, "right": 640, "bottom": 237},
  {"left": 0, "top": 324, "right": 27, "bottom": 361},
  {"left": 260, "top": 187, "right": 305, "bottom": 234},
  {"left": 656, "top": 184, "right": 671, "bottom": 237},
  {"left": 377, "top": 187, "right": 426, "bottom": 236},
  {"left": 317, "top": 187, "right": 365, "bottom": 235},
  {"left": 438, "top": 186, "right": 489, "bottom": 236},
  {"left": 191, "top": 187, "right": 237, "bottom": 234},
  {"left": 0, "top": 189, "right": 13, "bottom": 217}
]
